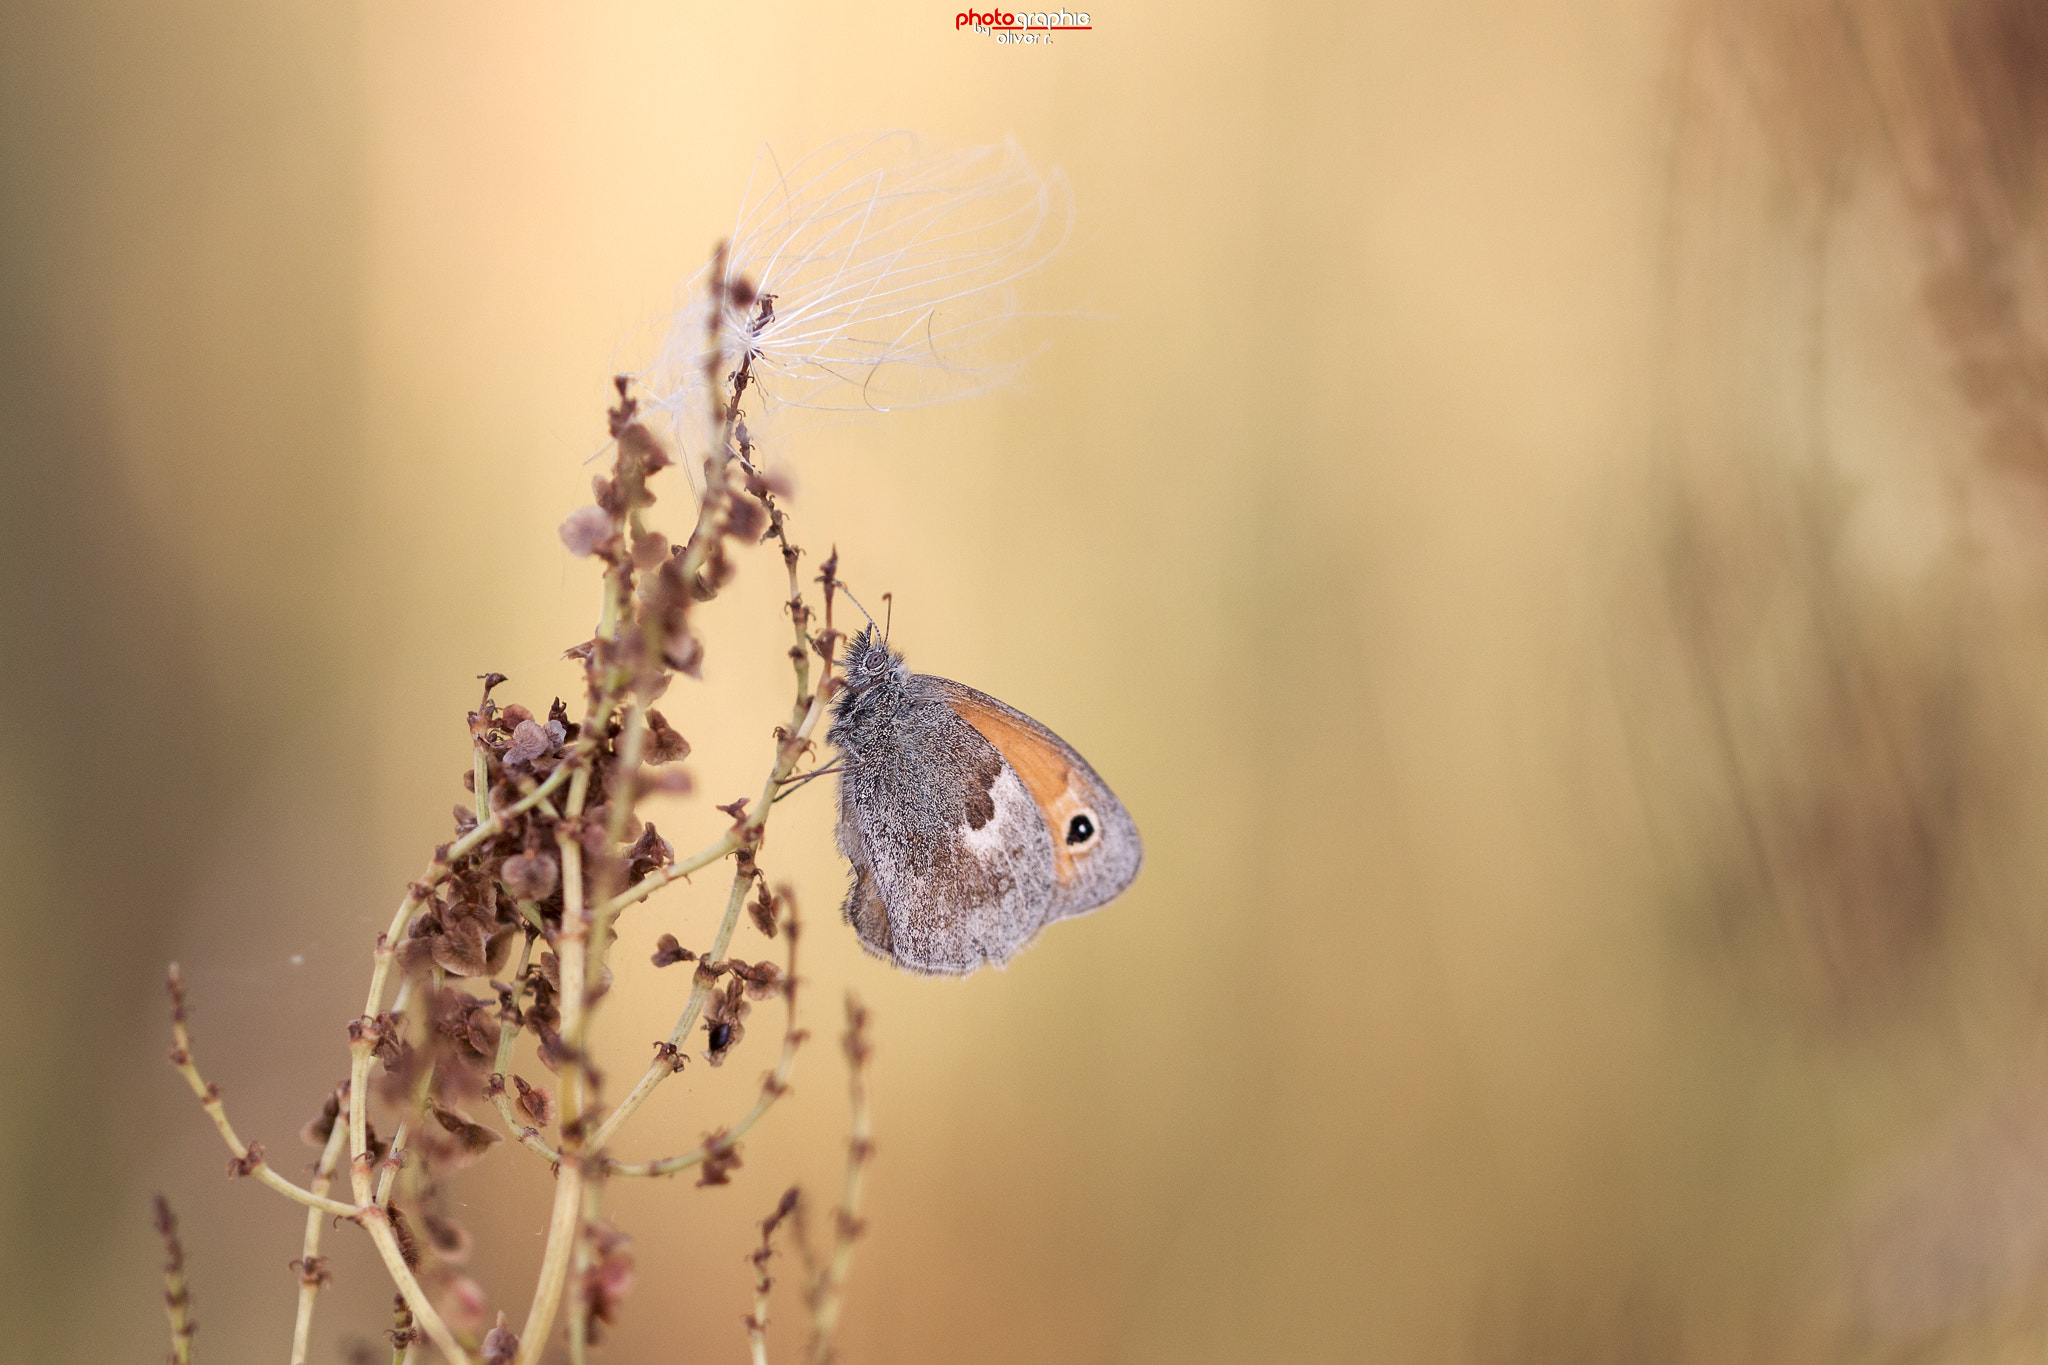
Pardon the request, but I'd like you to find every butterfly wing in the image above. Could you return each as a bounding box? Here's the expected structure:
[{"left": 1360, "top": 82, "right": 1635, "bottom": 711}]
[
  {"left": 927, "top": 676, "right": 1144, "bottom": 924},
  {"left": 833, "top": 678, "right": 1061, "bottom": 975}
]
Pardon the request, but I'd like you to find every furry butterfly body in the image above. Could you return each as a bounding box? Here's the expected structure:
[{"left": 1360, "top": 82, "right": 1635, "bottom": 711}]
[{"left": 828, "top": 627, "right": 1142, "bottom": 975}]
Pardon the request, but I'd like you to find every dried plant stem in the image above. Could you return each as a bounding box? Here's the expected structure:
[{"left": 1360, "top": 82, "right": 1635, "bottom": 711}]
[
  {"left": 808, "top": 996, "right": 873, "bottom": 1365},
  {"left": 289, "top": 1102, "right": 351, "bottom": 1365},
  {"left": 154, "top": 1195, "right": 196, "bottom": 1365},
  {"left": 165, "top": 968, "right": 359, "bottom": 1221},
  {"left": 358, "top": 1208, "right": 465, "bottom": 1364},
  {"left": 609, "top": 904, "right": 805, "bottom": 1179},
  {"left": 587, "top": 864, "right": 751, "bottom": 1152},
  {"left": 515, "top": 828, "right": 592, "bottom": 1365},
  {"left": 170, "top": 959, "right": 465, "bottom": 1362},
  {"left": 588, "top": 830, "right": 740, "bottom": 918},
  {"left": 566, "top": 1178, "right": 604, "bottom": 1365},
  {"left": 338, "top": 918, "right": 470, "bottom": 1363},
  {"left": 343, "top": 759, "right": 569, "bottom": 1206},
  {"left": 589, "top": 676, "right": 833, "bottom": 1153},
  {"left": 746, "top": 1188, "right": 801, "bottom": 1365},
  {"left": 486, "top": 935, "right": 565, "bottom": 1162}
]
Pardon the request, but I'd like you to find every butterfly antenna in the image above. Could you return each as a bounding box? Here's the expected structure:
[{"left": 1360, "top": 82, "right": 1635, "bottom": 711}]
[
  {"left": 838, "top": 585, "right": 878, "bottom": 633},
  {"left": 882, "top": 592, "right": 893, "bottom": 646}
]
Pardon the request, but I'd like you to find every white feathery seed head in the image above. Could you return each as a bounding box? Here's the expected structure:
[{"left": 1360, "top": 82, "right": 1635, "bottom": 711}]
[{"left": 646, "top": 134, "right": 1072, "bottom": 483}]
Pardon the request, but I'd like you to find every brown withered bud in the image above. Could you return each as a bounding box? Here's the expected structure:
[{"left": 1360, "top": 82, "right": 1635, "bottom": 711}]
[
  {"left": 748, "top": 882, "right": 781, "bottom": 938},
  {"left": 558, "top": 505, "right": 614, "bottom": 558},
  {"left": 373, "top": 1042, "right": 421, "bottom": 1106},
  {"left": 535, "top": 949, "right": 616, "bottom": 1002},
  {"left": 744, "top": 461, "right": 796, "bottom": 500},
  {"left": 522, "top": 970, "right": 560, "bottom": 1033},
  {"left": 482, "top": 1312, "right": 519, "bottom": 1365},
  {"left": 395, "top": 930, "right": 440, "bottom": 979},
  {"left": 444, "top": 865, "right": 498, "bottom": 923},
  {"left": 499, "top": 849, "right": 558, "bottom": 902},
  {"left": 431, "top": 919, "right": 492, "bottom": 978},
  {"left": 431, "top": 1106, "right": 504, "bottom": 1162},
  {"left": 716, "top": 796, "right": 750, "bottom": 822},
  {"left": 617, "top": 420, "right": 672, "bottom": 478},
  {"left": 591, "top": 472, "right": 625, "bottom": 515},
  {"left": 452, "top": 804, "right": 478, "bottom": 835},
  {"left": 651, "top": 934, "right": 695, "bottom": 968},
  {"left": 727, "top": 494, "right": 768, "bottom": 543},
  {"left": 483, "top": 926, "right": 518, "bottom": 979},
  {"left": 665, "top": 630, "right": 704, "bottom": 678},
  {"left": 578, "top": 1221, "right": 637, "bottom": 1342},
  {"left": 290, "top": 1254, "right": 332, "bottom": 1288},
  {"left": 369, "top": 1012, "right": 408, "bottom": 1070},
  {"left": 468, "top": 1009, "right": 502, "bottom": 1059},
  {"left": 301, "top": 1087, "right": 344, "bottom": 1148},
  {"left": 698, "top": 1132, "right": 743, "bottom": 1187},
  {"left": 630, "top": 528, "right": 670, "bottom": 569},
  {"left": 725, "top": 958, "right": 783, "bottom": 1001},
  {"left": 536, "top": 1024, "right": 570, "bottom": 1075},
  {"left": 387, "top": 1205, "right": 421, "bottom": 1269},
  {"left": 644, "top": 710, "right": 690, "bottom": 764},
  {"left": 227, "top": 1141, "right": 265, "bottom": 1178},
  {"left": 571, "top": 807, "right": 639, "bottom": 853},
  {"left": 626, "top": 823, "right": 674, "bottom": 881},
  {"left": 434, "top": 990, "right": 501, "bottom": 1061},
  {"left": 693, "top": 544, "right": 735, "bottom": 601},
  {"left": 503, "top": 719, "right": 552, "bottom": 767},
  {"left": 422, "top": 1211, "right": 473, "bottom": 1264},
  {"left": 512, "top": 1074, "right": 556, "bottom": 1126}
]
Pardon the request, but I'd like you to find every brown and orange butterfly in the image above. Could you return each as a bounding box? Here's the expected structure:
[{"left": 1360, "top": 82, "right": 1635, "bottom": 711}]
[{"left": 825, "top": 626, "right": 1142, "bottom": 975}]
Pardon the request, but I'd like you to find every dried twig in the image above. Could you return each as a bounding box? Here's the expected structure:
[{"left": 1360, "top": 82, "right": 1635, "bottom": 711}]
[
  {"left": 154, "top": 1195, "right": 196, "bottom": 1365},
  {"left": 809, "top": 996, "right": 874, "bottom": 1365},
  {"left": 746, "top": 1187, "right": 802, "bottom": 1365}
]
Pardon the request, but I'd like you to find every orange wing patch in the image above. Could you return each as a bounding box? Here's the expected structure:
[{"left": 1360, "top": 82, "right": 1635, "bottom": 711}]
[{"left": 946, "top": 693, "right": 1089, "bottom": 885}]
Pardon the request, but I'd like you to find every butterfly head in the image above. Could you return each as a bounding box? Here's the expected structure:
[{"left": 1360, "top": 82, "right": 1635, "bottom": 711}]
[{"left": 839, "top": 625, "right": 907, "bottom": 694}]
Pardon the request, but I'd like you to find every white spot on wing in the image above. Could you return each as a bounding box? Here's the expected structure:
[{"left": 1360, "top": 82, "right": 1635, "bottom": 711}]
[{"left": 962, "top": 768, "right": 1032, "bottom": 856}]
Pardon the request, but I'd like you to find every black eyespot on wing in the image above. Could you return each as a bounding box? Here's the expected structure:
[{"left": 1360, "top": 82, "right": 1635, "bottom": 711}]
[{"left": 1065, "top": 812, "right": 1096, "bottom": 846}]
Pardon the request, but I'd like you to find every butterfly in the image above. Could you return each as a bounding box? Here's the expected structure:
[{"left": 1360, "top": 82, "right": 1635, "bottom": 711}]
[{"left": 826, "top": 625, "right": 1142, "bottom": 974}]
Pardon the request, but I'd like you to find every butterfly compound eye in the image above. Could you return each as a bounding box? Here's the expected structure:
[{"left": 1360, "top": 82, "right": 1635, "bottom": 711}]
[{"left": 1065, "top": 812, "right": 1097, "bottom": 847}]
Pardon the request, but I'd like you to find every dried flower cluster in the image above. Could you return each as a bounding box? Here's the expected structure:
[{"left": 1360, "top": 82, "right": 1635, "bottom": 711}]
[{"left": 164, "top": 249, "right": 880, "bottom": 1364}]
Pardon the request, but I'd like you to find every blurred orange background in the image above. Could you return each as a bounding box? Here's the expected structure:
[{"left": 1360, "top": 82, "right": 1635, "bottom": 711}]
[{"left": 12, "top": 2, "right": 2048, "bottom": 1362}]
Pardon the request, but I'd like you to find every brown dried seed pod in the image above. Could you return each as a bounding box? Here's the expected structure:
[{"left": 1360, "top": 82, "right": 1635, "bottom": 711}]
[
  {"left": 513, "top": 1074, "right": 556, "bottom": 1125},
  {"left": 499, "top": 850, "right": 558, "bottom": 902},
  {"left": 651, "top": 934, "right": 694, "bottom": 968},
  {"left": 558, "top": 506, "right": 613, "bottom": 557},
  {"left": 644, "top": 710, "right": 690, "bottom": 764}
]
